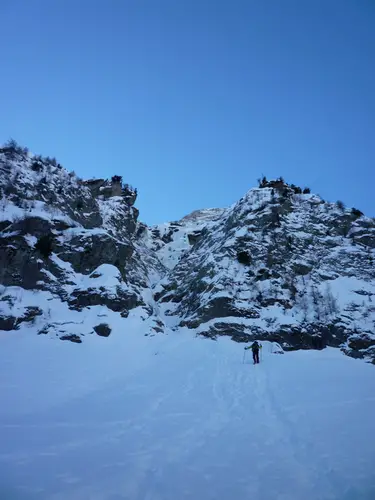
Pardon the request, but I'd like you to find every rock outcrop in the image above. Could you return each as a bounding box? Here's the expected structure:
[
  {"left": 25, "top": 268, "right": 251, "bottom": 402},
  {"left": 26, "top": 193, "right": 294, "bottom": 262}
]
[
  {"left": 0, "top": 144, "right": 162, "bottom": 341},
  {"left": 153, "top": 184, "right": 375, "bottom": 363}
]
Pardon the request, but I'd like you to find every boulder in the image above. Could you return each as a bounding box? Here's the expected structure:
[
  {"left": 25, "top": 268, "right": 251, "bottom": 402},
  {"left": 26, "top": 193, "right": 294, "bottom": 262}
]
[
  {"left": 94, "top": 323, "right": 112, "bottom": 337},
  {"left": 0, "top": 316, "right": 18, "bottom": 331}
]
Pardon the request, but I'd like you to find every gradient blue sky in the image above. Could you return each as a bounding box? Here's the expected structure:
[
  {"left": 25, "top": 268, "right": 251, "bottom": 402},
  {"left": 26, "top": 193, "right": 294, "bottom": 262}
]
[{"left": 1, "top": 0, "right": 374, "bottom": 224}]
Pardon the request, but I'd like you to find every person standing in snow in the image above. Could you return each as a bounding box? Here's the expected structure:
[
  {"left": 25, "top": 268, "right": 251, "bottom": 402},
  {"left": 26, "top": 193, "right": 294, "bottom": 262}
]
[{"left": 245, "top": 341, "right": 261, "bottom": 364}]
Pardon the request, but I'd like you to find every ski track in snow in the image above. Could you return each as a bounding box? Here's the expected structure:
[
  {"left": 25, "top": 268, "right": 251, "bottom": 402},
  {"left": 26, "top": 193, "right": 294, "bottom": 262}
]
[{"left": 0, "top": 336, "right": 375, "bottom": 500}]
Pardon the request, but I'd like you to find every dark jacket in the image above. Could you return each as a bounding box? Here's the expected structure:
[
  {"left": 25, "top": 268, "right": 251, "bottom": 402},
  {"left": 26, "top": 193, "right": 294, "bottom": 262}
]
[
  {"left": 251, "top": 341, "right": 260, "bottom": 352},
  {"left": 245, "top": 342, "right": 261, "bottom": 352}
]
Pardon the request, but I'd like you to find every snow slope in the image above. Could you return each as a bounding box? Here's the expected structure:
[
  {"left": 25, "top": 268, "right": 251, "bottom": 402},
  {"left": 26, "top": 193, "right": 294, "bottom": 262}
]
[
  {"left": 141, "top": 208, "right": 225, "bottom": 271},
  {"left": 1, "top": 329, "right": 374, "bottom": 500}
]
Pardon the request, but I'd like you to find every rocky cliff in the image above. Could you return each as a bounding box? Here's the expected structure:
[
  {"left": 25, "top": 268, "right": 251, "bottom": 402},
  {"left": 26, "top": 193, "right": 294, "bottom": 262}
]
[
  {"left": 1, "top": 143, "right": 374, "bottom": 362},
  {"left": 0, "top": 143, "right": 165, "bottom": 340}
]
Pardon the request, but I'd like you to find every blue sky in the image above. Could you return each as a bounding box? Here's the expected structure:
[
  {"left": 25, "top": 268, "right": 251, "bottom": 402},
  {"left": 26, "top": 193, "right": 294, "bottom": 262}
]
[{"left": 1, "top": 0, "right": 374, "bottom": 224}]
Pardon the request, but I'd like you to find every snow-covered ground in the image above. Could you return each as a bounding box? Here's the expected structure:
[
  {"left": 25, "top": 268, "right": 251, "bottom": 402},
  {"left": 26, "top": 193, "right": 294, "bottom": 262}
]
[{"left": 1, "top": 327, "right": 374, "bottom": 500}]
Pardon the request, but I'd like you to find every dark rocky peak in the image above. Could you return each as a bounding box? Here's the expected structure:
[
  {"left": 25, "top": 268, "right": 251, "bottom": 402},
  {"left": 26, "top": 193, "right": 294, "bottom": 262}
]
[
  {"left": 258, "top": 176, "right": 287, "bottom": 190},
  {"left": 257, "top": 176, "right": 312, "bottom": 196},
  {"left": 83, "top": 176, "right": 137, "bottom": 206}
]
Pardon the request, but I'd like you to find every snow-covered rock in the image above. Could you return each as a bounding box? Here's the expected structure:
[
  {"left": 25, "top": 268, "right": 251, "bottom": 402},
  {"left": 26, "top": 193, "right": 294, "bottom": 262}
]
[
  {"left": 0, "top": 143, "right": 374, "bottom": 363},
  {"left": 155, "top": 184, "right": 375, "bottom": 363},
  {"left": 0, "top": 144, "right": 163, "bottom": 337}
]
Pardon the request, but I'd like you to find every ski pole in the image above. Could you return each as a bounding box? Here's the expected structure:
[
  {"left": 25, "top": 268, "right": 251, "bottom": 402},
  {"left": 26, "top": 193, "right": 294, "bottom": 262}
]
[{"left": 242, "top": 348, "right": 246, "bottom": 364}]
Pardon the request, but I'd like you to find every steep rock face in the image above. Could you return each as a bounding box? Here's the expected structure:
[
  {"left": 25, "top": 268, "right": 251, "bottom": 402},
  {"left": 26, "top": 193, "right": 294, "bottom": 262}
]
[
  {"left": 0, "top": 146, "right": 163, "bottom": 338},
  {"left": 154, "top": 185, "right": 375, "bottom": 362}
]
